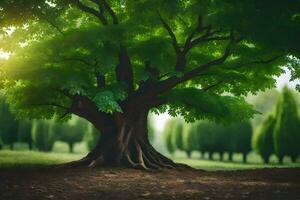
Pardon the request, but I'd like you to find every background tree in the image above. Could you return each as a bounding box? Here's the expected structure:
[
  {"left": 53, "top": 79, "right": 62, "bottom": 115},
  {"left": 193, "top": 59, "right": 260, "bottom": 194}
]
[
  {"left": 183, "top": 123, "right": 199, "bottom": 158},
  {"left": 163, "top": 119, "right": 177, "bottom": 155},
  {"left": 52, "top": 117, "right": 87, "bottom": 153},
  {"left": 18, "top": 120, "right": 33, "bottom": 150},
  {"left": 229, "top": 121, "right": 252, "bottom": 163},
  {"left": 32, "top": 120, "right": 55, "bottom": 152},
  {"left": 273, "top": 87, "right": 300, "bottom": 164},
  {"left": 173, "top": 120, "right": 184, "bottom": 153},
  {"left": 252, "top": 115, "right": 276, "bottom": 164},
  {"left": 0, "top": 97, "right": 18, "bottom": 150},
  {"left": 197, "top": 121, "right": 215, "bottom": 160},
  {"left": 0, "top": 0, "right": 299, "bottom": 169}
]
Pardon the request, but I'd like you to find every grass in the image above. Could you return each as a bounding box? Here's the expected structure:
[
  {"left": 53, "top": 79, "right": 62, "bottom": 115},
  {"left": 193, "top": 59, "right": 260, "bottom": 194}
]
[
  {"left": 1, "top": 150, "right": 300, "bottom": 171},
  {"left": 0, "top": 150, "right": 83, "bottom": 168}
]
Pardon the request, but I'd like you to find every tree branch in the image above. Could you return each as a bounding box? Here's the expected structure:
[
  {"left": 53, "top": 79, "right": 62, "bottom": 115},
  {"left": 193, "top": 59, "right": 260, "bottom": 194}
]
[
  {"left": 229, "top": 54, "right": 285, "bottom": 70},
  {"left": 33, "top": 11, "right": 65, "bottom": 35},
  {"left": 101, "top": 0, "right": 119, "bottom": 24},
  {"left": 115, "top": 46, "right": 134, "bottom": 92},
  {"left": 75, "top": 0, "right": 108, "bottom": 25},
  {"left": 53, "top": 57, "right": 95, "bottom": 66},
  {"left": 157, "top": 12, "right": 180, "bottom": 56},
  {"left": 27, "top": 102, "right": 69, "bottom": 110},
  {"left": 202, "top": 80, "right": 224, "bottom": 91}
]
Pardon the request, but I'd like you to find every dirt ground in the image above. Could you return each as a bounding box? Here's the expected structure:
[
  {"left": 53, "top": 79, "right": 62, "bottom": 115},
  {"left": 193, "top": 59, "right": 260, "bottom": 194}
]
[{"left": 0, "top": 167, "right": 299, "bottom": 200}]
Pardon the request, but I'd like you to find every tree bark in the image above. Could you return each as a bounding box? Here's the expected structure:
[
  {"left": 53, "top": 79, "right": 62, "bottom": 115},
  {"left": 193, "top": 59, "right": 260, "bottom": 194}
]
[{"left": 65, "top": 111, "right": 189, "bottom": 170}]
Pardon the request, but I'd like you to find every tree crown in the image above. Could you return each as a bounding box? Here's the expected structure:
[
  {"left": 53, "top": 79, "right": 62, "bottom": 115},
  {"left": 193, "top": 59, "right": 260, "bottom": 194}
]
[{"left": 1, "top": 0, "right": 299, "bottom": 123}]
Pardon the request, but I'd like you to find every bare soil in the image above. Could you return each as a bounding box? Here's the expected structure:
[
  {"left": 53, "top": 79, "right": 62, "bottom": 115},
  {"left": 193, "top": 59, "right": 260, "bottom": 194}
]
[{"left": 0, "top": 167, "right": 299, "bottom": 200}]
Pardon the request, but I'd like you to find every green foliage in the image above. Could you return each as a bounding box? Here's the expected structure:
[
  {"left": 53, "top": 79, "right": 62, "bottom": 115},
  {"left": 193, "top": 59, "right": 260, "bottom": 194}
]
[
  {"left": 273, "top": 87, "right": 300, "bottom": 163},
  {"left": 0, "top": 0, "right": 298, "bottom": 124},
  {"left": 50, "top": 117, "right": 87, "bottom": 153},
  {"left": 0, "top": 96, "right": 18, "bottom": 149},
  {"left": 85, "top": 123, "right": 100, "bottom": 151},
  {"left": 163, "top": 119, "right": 177, "bottom": 154},
  {"left": 173, "top": 119, "right": 184, "bottom": 151},
  {"left": 32, "top": 120, "right": 55, "bottom": 152},
  {"left": 162, "top": 88, "right": 258, "bottom": 123},
  {"left": 195, "top": 120, "right": 252, "bottom": 162},
  {"left": 227, "top": 121, "right": 252, "bottom": 162},
  {"left": 18, "top": 120, "right": 33, "bottom": 150},
  {"left": 252, "top": 115, "right": 275, "bottom": 164},
  {"left": 183, "top": 123, "right": 199, "bottom": 157}
]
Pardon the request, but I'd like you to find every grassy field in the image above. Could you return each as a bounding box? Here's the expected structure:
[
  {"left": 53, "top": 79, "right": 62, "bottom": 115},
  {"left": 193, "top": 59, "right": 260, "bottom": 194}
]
[{"left": 1, "top": 150, "right": 300, "bottom": 171}]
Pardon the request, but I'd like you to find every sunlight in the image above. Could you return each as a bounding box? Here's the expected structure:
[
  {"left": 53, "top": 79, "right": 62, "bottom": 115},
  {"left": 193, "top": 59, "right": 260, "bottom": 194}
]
[{"left": 0, "top": 50, "right": 10, "bottom": 60}]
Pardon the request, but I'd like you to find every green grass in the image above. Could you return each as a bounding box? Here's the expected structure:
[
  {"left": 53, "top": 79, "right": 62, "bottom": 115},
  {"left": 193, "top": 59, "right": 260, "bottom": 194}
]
[
  {"left": 0, "top": 150, "right": 299, "bottom": 171},
  {"left": 0, "top": 150, "right": 83, "bottom": 168},
  {"left": 172, "top": 151, "right": 300, "bottom": 171}
]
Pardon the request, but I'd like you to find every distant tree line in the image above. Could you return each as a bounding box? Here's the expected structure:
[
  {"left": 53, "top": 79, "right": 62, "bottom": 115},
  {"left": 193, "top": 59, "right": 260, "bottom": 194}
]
[
  {"left": 164, "top": 87, "right": 300, "bottom": 164},
  {"left": 0, "top": 96, "right": 155, "bottom": 152},
  {"left": 253, "top": 87, "right": 300, "bottom": 164},
  {"left": 164, "top": 119, "right": 252, "bottom": 163},
  {"left": 0, "top": 96, "right": 99, "bottom": 152}
]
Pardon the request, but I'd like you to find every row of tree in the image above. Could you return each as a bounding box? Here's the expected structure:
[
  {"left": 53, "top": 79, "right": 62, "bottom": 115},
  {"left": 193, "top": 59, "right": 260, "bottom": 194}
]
[
  {"left": 0, "top": 97, "right": 100, "bottom": 152},
  {"left": 164, "top": 119, "right": 252, "bottom": 163},
  {"left": 164, "top": 87, "right": 300, "bottom": 164},
  {"left": 253, "top": 87, "right": 300, "bottom": 163}
]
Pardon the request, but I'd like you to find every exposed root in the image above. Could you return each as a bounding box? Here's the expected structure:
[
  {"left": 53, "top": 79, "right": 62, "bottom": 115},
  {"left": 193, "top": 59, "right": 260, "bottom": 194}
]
[{"left": 56, "top": 131, "right": 192, "bottom": 170}]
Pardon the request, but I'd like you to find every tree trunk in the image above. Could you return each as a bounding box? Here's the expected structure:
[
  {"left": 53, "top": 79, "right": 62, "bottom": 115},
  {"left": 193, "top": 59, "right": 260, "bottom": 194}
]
[
  {"left": 242, "top": 153, "right": 247, "bottom": 163},
  {"left": 65, "top": 111, "right": 189, "bottom": 170},
  {"left": 28, "top": 142, "right": 33, "bottom": 151},
  {"left": 219, "top": 152, "right": 224, "bottom": 161},
  {"left": 291, "top": 155, "right": 298, "bottom": 163},
  {"left": 186, "top": 151, "right": 191, "bottom": 158},
  {"left": 228, "top": 152, "right": 233, "bottom": 162},
  {"left": 263, "top": 156, "right": 270, "bottom": 164},
  {"left": 10, "top": 143, "right": 13, "bottom": 150},
  {"left": 278, "top": 156, "right": 283, "bottom": 165},
  {"left": 208, "top": 152, "right": 213, "bottom": 160},
  {"left": 69, "top": 143, "right": 74, "bottom": 153}
]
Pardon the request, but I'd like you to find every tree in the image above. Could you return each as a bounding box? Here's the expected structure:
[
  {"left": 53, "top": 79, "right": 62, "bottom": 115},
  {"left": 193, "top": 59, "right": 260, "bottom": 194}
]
[
  {"left": 0, "top": 97, "right": 18, "bottom": 150},
  {"left": 252, "top": 115, "right": 275, "bottom": 164},
  {"left": 197, "top": 121, "right": 215, "bottom": 160},
  {"left": 173, "top": 119, "right": 184, "bottom": 153},
  {"left": 229, "top": 121, "right": 252, "bottom": 163},
  {"left": 32, "top": 120, "right": 55, "bottom": 152},
  {"left": 183, "top": 123, "right": 199, "bottom": 158},
  {"left": 273, "top": 87, "right": 300, "bottom": 164},
  {"left": 163, "top": 119, "right": 176, "bottom": 155},
  {"left": 0, "top": 0, "right": 299, "bottom": 169},
  {"left": 18, "top": 120, "right": 33, "bottom": 150},
  {"left": 52, "top": 117, "right": 87, "bottom": 153}
]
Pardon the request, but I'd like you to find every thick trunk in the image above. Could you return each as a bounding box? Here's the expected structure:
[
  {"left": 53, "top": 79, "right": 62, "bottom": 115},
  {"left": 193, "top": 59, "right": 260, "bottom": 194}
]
[{"left": 66, "top": 111, "right": 189, "bottom": 170}]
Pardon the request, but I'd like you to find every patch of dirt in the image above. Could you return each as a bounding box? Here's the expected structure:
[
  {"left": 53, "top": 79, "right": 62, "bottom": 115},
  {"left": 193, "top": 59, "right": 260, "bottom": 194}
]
[{"left": 0, "top": 167, "right": 299, "bottom": 200}]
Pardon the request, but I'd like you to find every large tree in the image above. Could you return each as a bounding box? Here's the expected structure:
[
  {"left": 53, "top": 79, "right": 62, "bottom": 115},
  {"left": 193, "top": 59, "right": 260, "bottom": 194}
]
[{"left": 0, "top": 0, "right": 299, "bottom": 169}]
